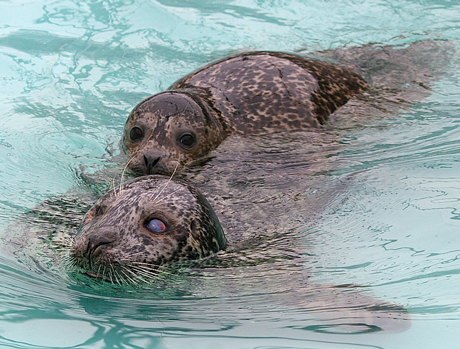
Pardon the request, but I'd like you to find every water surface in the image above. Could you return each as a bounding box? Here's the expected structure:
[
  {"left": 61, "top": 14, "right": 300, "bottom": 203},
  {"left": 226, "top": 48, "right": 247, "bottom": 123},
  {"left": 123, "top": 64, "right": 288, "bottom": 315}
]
[{"left": 1, "top": 0, "right": 460, "bottom": 348}]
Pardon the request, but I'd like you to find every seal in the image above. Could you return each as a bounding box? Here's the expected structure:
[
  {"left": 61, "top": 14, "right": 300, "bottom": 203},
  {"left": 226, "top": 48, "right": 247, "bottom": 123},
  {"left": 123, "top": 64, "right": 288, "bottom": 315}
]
[
  {"left": 122, "top": 51, "right": 368, "bottom": 175},
  {"left": 70, "top": 175, "right": 227, "bottom": 283}
]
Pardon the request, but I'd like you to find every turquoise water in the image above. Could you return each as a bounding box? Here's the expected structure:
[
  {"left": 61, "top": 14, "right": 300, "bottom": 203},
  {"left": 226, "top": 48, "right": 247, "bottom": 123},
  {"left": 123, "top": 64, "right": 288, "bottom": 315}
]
[{"left": 1, "top": 0, "right": 460, "bottom": 348}]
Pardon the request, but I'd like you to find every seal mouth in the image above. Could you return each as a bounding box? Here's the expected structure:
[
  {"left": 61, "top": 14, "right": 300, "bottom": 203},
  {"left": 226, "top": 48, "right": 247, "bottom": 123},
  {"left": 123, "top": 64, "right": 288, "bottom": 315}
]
[
  {"left": 84, "top": 271, "right": 105, "bottom": 280},
  {"left": 68, "top": 255, "right": 117, "bottom": 283}
]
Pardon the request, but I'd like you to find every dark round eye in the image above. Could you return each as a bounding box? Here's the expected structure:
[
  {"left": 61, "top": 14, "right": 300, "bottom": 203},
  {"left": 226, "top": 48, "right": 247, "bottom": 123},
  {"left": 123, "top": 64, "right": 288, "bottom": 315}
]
[
  {"left": 178, "top": 133, "right": 196, "bottom": 148},
  {"left": 129, "top": 126, "right": 144, "bottom": 141},
  {"left": 145, "top": 218, "right": 167, "bottom": 234}
]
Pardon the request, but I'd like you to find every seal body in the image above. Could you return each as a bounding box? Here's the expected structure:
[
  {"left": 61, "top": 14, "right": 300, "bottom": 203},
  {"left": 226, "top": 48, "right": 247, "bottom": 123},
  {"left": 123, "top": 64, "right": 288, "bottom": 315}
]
[
  {"left": 123, "top": 51, "right": 368, "bottom": 175},
  {"left": 70, "top": 175, "right": 226, "bottom": 283}
]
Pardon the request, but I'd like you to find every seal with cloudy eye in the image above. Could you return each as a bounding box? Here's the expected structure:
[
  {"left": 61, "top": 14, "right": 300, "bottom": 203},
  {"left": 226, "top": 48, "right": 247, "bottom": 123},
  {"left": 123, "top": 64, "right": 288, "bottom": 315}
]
[
  {"left": 70, "top": 175, "right": 227, "bottom": 283},
  {"left": 122, "top": 51, "right": 368, "bottom": 175}
]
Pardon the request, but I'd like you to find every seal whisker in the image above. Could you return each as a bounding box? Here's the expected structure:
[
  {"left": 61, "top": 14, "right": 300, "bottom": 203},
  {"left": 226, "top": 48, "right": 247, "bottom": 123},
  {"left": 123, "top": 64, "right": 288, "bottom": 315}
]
[
  {"left": 126, "top": 268, "right": 157, "bottom": 283},
  {"left": 111, "top": 265, "right": 122, "bottom": 284},
  {"left": 119, "top": 266, "right": 143, "bottom": 285},
  {"left": 70, "top": 175, "right": 225, "bottom": 285},
  {"left": 96, "top": 264, "right": 103, "bottom": 278},
  {"left": 109, "top": 266, "right": 116, "bottom": 284},
  {"left": 118, "top": 156, "right": 137, "bottom": 195},
  {"left": 130, "top": 261, "right": 171, "bottom": 271},
  {"left": 150, "top": 163, "right": 179, "bottom": 204},
  {"left": 111, "top": 267, "right": 120, "bottom": 284},
  {"left": 67, "top": 254, "right": 78, "bottom": 267},
  {"left": 129, "top": 264, "right": 171, "bottom": 281},
  {"left": 125, "top": 268, "right": 149, "bottom": 283},
  {"left": 67, "top": 258, "right": 79, "bottom": 269},
  {"left": 130, "top": 263, "right": 174, "bottom": 275},
  {"left": 63, "top": 254, "right": 76, "bottom": 269},
  {"left": 125, "top": 266, "right": 153, "bottom": 284},
  {"left": 149, "top": 187, "right": 183, "bottom": 208},
  {"left": 115, "top": 268, "right": 129, "bottom": 285},
  {"left": 102, "top": 265, "right": 110, "bottom": 283},
  {"left": 129, "top": 264, "right": 161, "bottom": 277}
]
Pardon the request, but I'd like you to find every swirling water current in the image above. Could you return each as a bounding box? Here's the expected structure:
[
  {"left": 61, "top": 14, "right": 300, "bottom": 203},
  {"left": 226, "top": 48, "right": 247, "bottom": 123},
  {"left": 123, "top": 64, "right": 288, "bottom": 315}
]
[{"left": 1, "top": 1, "right": 460, "bottom": 348}]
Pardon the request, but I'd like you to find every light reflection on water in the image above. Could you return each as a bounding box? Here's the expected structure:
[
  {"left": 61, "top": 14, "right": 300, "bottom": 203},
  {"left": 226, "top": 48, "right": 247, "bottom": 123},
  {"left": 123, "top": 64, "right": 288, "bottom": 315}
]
[{"left": 1, "top": 0, "right": 460, "bottom": 348}]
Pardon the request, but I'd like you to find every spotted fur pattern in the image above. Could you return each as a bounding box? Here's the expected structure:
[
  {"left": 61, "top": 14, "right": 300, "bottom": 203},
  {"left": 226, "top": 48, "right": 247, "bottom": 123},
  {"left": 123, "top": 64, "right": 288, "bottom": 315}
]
[
  {"left": 71, "top": 176, "right": 226, "bottom": 280},
  {"left": 123, "top": 51, "right": 368, "bottom": 175},
  {"left": 123, "top": 92, "right": 226, "bottom": 176},
  {"left": 173, "top": 52, "right": 368, "bottom": 131}
]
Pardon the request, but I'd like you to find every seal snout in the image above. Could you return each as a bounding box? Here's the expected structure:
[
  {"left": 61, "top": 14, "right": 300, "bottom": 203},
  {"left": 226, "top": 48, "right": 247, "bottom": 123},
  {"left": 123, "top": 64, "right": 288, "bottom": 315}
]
[
  {"left": 70, "top": 230, "right": 119, "bottom": 275},
  {"left": 85, "top": 234, "right": 115, "bottom": 259},
  {"left": 129, "top": 151, "right": 181, "bottom": 176},
  {"left": 143, "top": 154, "right": 161, "bottom": 174}
]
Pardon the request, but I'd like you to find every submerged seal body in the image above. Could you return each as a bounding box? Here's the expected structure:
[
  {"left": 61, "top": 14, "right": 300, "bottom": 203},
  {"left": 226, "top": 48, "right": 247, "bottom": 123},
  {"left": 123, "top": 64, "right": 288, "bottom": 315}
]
[
  {"left": 71, "top": 175, "right": 226, "bottom": 283},
  {"left": 122, "top": 51, "right": 368, "bottom": 175}
]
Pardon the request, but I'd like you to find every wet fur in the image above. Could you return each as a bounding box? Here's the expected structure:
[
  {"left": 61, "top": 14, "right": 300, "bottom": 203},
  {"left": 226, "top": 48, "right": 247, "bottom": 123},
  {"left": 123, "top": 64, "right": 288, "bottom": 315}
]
[
  {"left": 123, "top": 51, "right": 368, "bottom": 175},
  {"left": 70, "top": 176, "right": 226, "bottom": 283}
]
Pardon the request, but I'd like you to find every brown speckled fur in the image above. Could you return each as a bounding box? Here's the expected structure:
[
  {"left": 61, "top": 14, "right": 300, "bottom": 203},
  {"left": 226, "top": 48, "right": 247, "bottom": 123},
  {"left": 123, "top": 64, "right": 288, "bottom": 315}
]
[
  {"left": 123, "top": 51, "right": 368, "bottom": 175},
  {"left": 71, "top": 176, "right": 226, "bottom": 277}
]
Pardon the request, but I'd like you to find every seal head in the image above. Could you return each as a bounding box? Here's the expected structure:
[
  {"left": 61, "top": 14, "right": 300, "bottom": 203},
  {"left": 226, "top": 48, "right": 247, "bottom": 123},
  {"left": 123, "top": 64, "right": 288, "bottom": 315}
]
[
  {"left": 71, "top": 175, "right": 226, "bottom": 283},
  {"left": 123, "top": 91, "right": 226, "bottom": 175}
]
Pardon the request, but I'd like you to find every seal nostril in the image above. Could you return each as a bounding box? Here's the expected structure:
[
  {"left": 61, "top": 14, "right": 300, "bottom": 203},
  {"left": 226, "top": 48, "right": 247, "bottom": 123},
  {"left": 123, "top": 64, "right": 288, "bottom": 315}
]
[
  {"left": 85, "top": 235, "right": 114, "bottom": 259},
  {"left": 143, "top": 155, "right": 161, "bottom": 172},
  {"left": 151, "top": 157, "right": 160, "bottom": 167}
]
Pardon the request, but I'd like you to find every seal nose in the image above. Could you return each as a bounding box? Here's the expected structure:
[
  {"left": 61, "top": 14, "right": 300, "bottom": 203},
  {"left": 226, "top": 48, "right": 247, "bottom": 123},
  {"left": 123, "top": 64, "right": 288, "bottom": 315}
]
[
  {"left": 143, "top": 154, "right": 161, "bottom": 174},
  {"left": 85, "top": 234, "right": 115, "bottom": 259}
]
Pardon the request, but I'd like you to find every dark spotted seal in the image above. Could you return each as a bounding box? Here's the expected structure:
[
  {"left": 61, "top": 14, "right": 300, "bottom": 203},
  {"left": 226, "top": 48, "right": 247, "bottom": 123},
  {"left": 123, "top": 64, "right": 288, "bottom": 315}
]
[
  {"left": 70, "top": 175, "right": 227, "bottom": 283},
  {"left": 122, "top": 51, "right": 368, "bottom": 175}
]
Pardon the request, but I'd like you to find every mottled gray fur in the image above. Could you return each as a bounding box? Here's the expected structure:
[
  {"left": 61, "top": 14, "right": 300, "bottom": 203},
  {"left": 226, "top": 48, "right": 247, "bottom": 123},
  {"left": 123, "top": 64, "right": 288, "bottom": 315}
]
[
  {"left": 71, "top": 175, "right": 226, "bottom": 282},
  {"left": 123, "top": 51, "right": 368, "bottom": 175}
]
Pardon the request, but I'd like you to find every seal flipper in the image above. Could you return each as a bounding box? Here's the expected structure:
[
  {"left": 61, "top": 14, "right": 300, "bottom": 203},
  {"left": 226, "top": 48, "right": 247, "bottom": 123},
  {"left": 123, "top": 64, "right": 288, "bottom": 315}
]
[{"left": 286, "top": 284, "right": 411, "bottom": 334}]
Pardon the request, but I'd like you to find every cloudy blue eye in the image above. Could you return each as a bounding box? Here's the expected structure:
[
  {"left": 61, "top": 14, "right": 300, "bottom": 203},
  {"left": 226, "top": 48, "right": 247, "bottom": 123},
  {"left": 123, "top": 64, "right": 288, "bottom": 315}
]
[{"left": 145, "top": 218, "right": 167, "bottom": 233}]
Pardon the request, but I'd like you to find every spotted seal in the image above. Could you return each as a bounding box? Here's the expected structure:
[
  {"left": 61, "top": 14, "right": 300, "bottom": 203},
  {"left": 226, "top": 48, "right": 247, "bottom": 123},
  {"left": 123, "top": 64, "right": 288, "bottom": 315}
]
[
  {"left": 122, "top": 51, "right": 368, "bottom": 175},
  {"left": 66, "top": 173, "right": 411, "bottom": 333},
  {"left": 70, "top": 175, "right": 226, "bottom": 282}
]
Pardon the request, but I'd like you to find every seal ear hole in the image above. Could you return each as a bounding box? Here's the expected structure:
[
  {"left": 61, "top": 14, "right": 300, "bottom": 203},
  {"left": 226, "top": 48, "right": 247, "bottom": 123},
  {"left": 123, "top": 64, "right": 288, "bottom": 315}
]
[
  {"left": 190, "top": 219, "right": 198, "bottom": 237},
  {"left": 95, "top": 205, "right": 104, "bottom": 217},
  {"left": 81, "top": 215, "right": 92, "bottom": 228},
  {"left": 204, "top": 127, "right": 210, "bottom": 138}
]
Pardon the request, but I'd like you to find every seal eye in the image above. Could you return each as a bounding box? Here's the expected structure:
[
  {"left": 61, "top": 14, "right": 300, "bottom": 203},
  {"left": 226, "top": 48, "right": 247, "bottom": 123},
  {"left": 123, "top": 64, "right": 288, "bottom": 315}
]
[
  {"left": 129, "top": 127, "right": 144, "bottom": 141},
  {"left": 178, "top": 133, "right": 196, "bottom": 149},
  {"left": 145, "top": 218, "right": 167, "bottom": 234}
]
